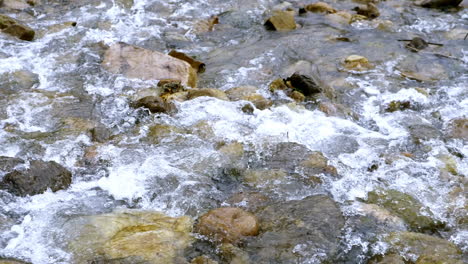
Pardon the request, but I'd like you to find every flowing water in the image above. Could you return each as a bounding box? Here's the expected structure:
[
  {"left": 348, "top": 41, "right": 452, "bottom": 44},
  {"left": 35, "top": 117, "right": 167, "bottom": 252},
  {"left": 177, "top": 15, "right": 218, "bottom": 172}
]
[{"left": 0, "top": 0, "right": 467, "bottom": 263}]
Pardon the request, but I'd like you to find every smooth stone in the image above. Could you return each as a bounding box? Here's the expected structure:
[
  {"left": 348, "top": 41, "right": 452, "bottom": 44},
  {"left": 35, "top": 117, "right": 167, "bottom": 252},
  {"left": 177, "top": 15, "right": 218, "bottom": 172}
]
[
  {"left": 102, "top": 42, "right": 197, "bottom": 87},
  {"left": 196, "top": 207, "right": 259, "bottom": 243}
]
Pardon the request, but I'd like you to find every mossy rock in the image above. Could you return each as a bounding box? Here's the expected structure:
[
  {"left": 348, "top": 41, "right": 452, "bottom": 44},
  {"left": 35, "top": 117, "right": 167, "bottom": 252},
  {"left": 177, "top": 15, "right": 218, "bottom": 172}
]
[
  {"left": 384, "top": 232, "right": 463, "bottom": 264},
  {"left": 365, "top": 189, "right": 445, "bottom": 233}
]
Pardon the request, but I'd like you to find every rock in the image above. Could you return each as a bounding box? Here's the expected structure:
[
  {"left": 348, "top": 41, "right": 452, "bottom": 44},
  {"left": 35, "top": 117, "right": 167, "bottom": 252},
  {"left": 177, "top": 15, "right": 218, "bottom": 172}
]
[
  {"left": 269, "top": 78, "right": 288, "bottom": 92},
  {"left": 36, "top": 21, "right": 77, "bottom": 38},
  {"left": 285, "top": 73, "right": 321, "bottom": 96},
  {"left": 196, "top": 207, "right": 259, "bottom": 243},
  {"left": 405, "top": 37, "right": 429, "bottom": 52},
  {"left": 384, "top": 232, "right": 463, "bottom": 263},
  {"left": 0, "top": 160, "right": 72, "bottom": 196},
  {"left": 305, "top": 2, "right": 337, "bottom": 13},
  {"left": 368, "top": 253, "right": 405, "bottom": 264},
  {"left": 102, "top": 42, "right": 197, "bottom": 87},
  {"left": 191, "top": 16, "right": 219, "bottom": 35},
  {"left": 191, "top": 256, "right": 218, "bottom": 264},
  {"left": 447, "top": 118, "right": 467, "bottom": 140},
  {"left": 0, "top": 258, "right": 31, "bottom": 264},
  {"left": 66, "top": 210, "right": 193, "bottom": 264},
  {"left": 0, "top": 70, "right": 39, "bottom": 95},
  {"left": 385, "top": 101, "right": 412, "bottom": 112},
  {"left": 300, "top": 151, "right": 328, "bottom": 168},
  {"left": 289, "top": 91, "right": 305, "bottom": 102},
  {"left": 398, "top": 58, "right": 447, "bottom": 82},
  {"left": 225, "top": 86, "right": 258, "bottom": 101},
  {"left": 243, "top": 169, "right": 288, "bottom": 187},
  {"left": 343, "top": 55, "right": 373, "bottom": 71},
  {"left": 246, "top": 195, "right": 345, "bottom": 263},
  {"left": 219, "top": 243, "right": 250, "bottom": 264},
  {"left": 365, "top": 189, "right": 445, "bottom": 233},
  {"left": 217, "top": 142, "right": 244, "bottom": 160},
  {"left": 326, "top": 11, "right": 353, "bottom": 25},
  {"left": 408, "top": 123, "right": 441, "bottom": 141},
  {"left": 226, "top": 192, "right": 270, "bottom": 211},
  {"left": 241, "top": 104, "right": 254, "bottom": 114},
  {"left": 146, "top": 124, "right": 186, "bottom": 144},
  {"left": 130, "top": 96, "right": 177, "bottom": 114},
  {"left": 115, "top": 0, "right": 133, "bottom": 9},
  {"left": 90, "top": 125, "right": 112, "bottom": 143},
  {"left": 242, "top": 94, "right": 272, "bottom": 110},
  {"left": 0, "top": 14, "right": 35, "bottom": 41},
  {"left": 416, "top": 0, "right": 463, "bottom": 8},
  {"left": 187, "top": 88, "right": 228, "bottom": 101},
  {"left": 264, "top": 10, "right": 296, "bottom": 32},
  {"left": 0, "top": 156, "right": 24, "bottom": 173},
  {"left": 2, "top": 0, "right": 30, "bottom": 10},
  {"left": 445, "top": 28, "right": 468, "bottom": 40},
  {"left": 168, "top": 50, "right": 206, "bottom": 73},
  {"left": 353, "top": 3, "right": 380, "bottom": 19}
]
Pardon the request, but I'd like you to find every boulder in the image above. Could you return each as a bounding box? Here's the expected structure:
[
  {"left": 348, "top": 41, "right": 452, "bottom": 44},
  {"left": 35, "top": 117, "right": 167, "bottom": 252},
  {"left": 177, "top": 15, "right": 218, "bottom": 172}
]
[
  {"left": 102, "top": 42, "right": 197, "bottom": 87},
  {"left": 305, "top": 2, "right": 337, "bottom": 13},
  {"left": 264, "top": 11, "right": 296, "bottom": 31},
  {"left": 66, "top": 210, "right": 193, "bottom": 264},
  {"left": 365, "top": 189, "right": 445, "bottom": 233},
  {"left": 245, "top": 195, "right": 345, "bottom": 263},
  {"left": 130, "top": 96, "right": 177, "bottom": 114},
  {"left": 384, "top": 232, "right": 463, "bottom": 263},
  {"left": 0, "top": 14, "right": 35, "bottom": 41},
  {"left": 196, "top": 207, "right": 259, "bottom": 243},
  {"left": 168, "top": 50, "right": 205, "bottom": 73},
  {"left": 0, "top": 160, "right": 72, "bottom": 196},
  {"left": 187, "top": 88, "right": 228, "bottom": 101}
]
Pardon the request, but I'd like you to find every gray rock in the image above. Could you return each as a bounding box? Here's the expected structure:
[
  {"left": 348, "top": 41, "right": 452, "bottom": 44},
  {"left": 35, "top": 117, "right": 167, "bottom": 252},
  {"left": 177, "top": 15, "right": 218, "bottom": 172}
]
[
  {"left": 0, "top": 156, "right": 24, "bottom": 173},
  {"left": 0, "top": 70, "right": 39, "bottom": 95},
  {"left": 245, "top": 195, "right": 345, "bottom": 263},
  {"left": 0, "top": 160, "right": 72, "bottom": 196}
]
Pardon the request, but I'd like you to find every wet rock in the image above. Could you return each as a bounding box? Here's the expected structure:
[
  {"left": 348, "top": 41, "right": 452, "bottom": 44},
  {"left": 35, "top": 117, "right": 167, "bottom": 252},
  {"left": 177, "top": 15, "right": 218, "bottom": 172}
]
[
  {"left": 169, "top": 50, "right": 206, "bottom": 73},
  {"left": 191, "top": 16, "right": 219, "bottom": 35},
  {"left": 305, "top": 2, "right": 337, "bottom": 13},
  {"left": 285, "top": 73, "right": 321, "bottom": 96},
  {"left": 343, "top": 55, "right": 373, "bottom": 71},
  {"left": 385, "top": 101, "right": 412, "bottom": 112},
  {"left": 246, "top": 195, "right": 345, "bottom": 263},
  {"left": 37, "top": 21, "right": 77, "bottom": 39},
  {"left": 365, "top": 189, "right": 445, "bottom": 233},
  {"left": 268, "top": 78, "right": 288, "bottom": 92},
  {"left": 146, "top": 124, "right": 186, "bottom": 144},
  {"left": 353, "top": 3, "right": 380, "bottom": 19},
  {"left": 0, "top": 160, "right": 72, "bottom": 196},
  {"left": 102, "top": 42, "right": 197, "bottom": 87},
  {"left": 0, "top": 14, "right": 35, "bottom": 41},
  {"left": 187, "top": 88, "right": 228, "bottom": 101},
  {"left": 1, "top": 0, "right": 30, "bottom": 10},
  {"left": 191, "top": 256, "right": 218, "bottom": 264},
  {"left": 289, "top": 91, "right": 305, "bottom": 102},
  {"left": 226, "top": 192, "right": 270, "bottom": 211},
  {"left": 398, "top": 58, "right": 447, "bottom": 82},
  {"left": 67, "top": 210, "right": 193, "bottom": 264},
  {"left": 368, "top": 253, "right": 405, "bottom": 264},
  {"left": 196, "top": 207, "right": 259, "bottom": 243},
  {"left": 225, "top": 86, "right": 258, "bottom": 101},
  {"left": 416, "top": 0, "right": 463, "bottom": 8},
  {"left": 217, "top": 142, "right": 244, "bottom": 160},
  {"left": 115, "top": 0, "right": 133, "bottom": 9},
  {"left": 219, "top": 243, "right": 250, "bottom": 264},
  {"left": 0, "top": 70, "right": 39, "bottom": 95},
  {"left": 0, "top": 258, "right": 31, "bottom": 264},
  {"left": 241, "top": 104, "right": 254, "bottom": 114},
  {"left": 243, "top": 169, "right": 288, "bottom": 187},
  {"left": 445, "top": 28, "right": 468, "bottom": 40},
  {"left": 447, "top": 118, "right": 467, "bottom": 140},
  {"left": 90, "top": 125, "right": 112, "bottom": 143},
  {"left": 384, "top": 232, "right": 463, "bottom": 263},
  {"left": 0, "top": 156, "right": 24, "bottom": 173},
  {"left": 404, "top": 37, "right": 429, "bottom": 52},
  {"left": 130, "top": 96, "right": 177, "bottom": 114},
  {"left": 408, "top": 123, "right": 441, "bottom": 141},
  {"left": 326, "top": 11, "right": 353, "bottom": 24},
  {"left": 264, "top": 11, "right": 296, "bottom": 32}
]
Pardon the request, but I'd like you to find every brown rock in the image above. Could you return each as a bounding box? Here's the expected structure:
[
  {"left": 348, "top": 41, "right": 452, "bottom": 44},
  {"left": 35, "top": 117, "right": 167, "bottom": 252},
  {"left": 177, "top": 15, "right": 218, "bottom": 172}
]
[
  {"left": 353, "top": 3, "right": 380, "bottom": 19},
  {"left": 289, "top": 91, "right": 305, "bottom": 102},
  {"left": 102, "top": 42, "right": 197, "bottom": 87},
  {"left": 169, "top": 50, "right": 206, "bottom": 73},
  {"left": 269, "top": 78, "right": 288, "bottom": 92},
  {"left": 191, "top": 16, "right": 219, "bottom": 34},
  {"left": 0, "top": 14, "right": 35, "bottom": 41},
  {"left": 242, "top": 94, "right": 272, "bottom": 110},
  {"left": 285, "top": 73, "right": 322, "bottom": 96},
  {"left": 264, "top": 11, "right": 296, "bottom": 31},
  {"left": 343, "top": 55, "right": 373, "bottom": 71},
  {"left": 305, "top": 2, "right": 337, "bottom": 13},
  {"left": 447, "top": 119, "right": 468, "bottom": 140},
  {"left": 196, "top": 207, "right": 259, "bottom": 243},
  {"left": 130, "top": 96, "right": 176, "bottom": 114},
  {"left": 187, "top": 88, "right": 228, "bottom": 101}
]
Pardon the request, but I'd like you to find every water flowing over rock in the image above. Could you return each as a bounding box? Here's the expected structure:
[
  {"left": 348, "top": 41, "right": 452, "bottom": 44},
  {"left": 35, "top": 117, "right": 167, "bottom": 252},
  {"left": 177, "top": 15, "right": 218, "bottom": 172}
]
[
  {"left": 66, "top": 210, "right": 193, "bottom": 264},
  {"left": 102, "top": 42, "right": 197, "bottom": 87},
  {"left": 245, "top": 195, "right": 345, "bottom": 263},
  {"left": 0, "top": 160, "right": 72, "bottom": 196}
]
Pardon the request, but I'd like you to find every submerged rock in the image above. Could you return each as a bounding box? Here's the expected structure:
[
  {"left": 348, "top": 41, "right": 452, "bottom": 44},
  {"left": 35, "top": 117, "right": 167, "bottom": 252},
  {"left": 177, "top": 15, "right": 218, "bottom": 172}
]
[
  {"left": 0, "top": 160, "right": 72, "bottom": 196},
  {"left": 0, "top": 70, "right": 39, "bottom": 95},
  {"left": 196, "top": 207, "right": 259, "bottom": 244},
  {"left": 264, "top": 10, "right": 296, "bottom": 31},
  {"left": 365, "top": 189, "right": 445, "bottom": 233},
  {"left": 102, "top": 42, "right": 197, "bottom": 87},
  {"left": 0, "top": 14, "right": 35, "bottom": 41},
  {"left": 384, "top": 232, "right": 463, "bottom": 263},
  {"left": 67, "top": 210, "right": 193, "bottom": 264},
  {"left": 245, "top": 195, "right": 345, "bottom": 263}
]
